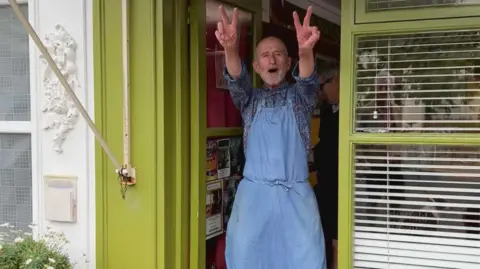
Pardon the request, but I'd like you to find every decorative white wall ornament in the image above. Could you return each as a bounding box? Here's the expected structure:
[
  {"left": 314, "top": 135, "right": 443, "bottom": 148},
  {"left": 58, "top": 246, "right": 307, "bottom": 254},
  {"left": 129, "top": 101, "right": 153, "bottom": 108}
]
[{"left": 40, "top": 24, "right": 80, "bottom": 153}]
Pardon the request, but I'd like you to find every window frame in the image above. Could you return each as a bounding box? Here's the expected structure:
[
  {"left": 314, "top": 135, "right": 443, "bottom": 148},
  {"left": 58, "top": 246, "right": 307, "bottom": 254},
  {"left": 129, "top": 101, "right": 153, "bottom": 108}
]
[
  {"left": 0, "top": 0, "right": 39, "bottom": 234},
  {"left": 355, "top": 0, "right": 480, "bottom": 24},
  {"left": 353, "top": 29, "right": 480, "bottom": 134},
  {"left": 0, "top": 0, "right": 27, "bottom": 6},
  {"left": 339, "top": 1, "right": 480, "bottom": 268}
]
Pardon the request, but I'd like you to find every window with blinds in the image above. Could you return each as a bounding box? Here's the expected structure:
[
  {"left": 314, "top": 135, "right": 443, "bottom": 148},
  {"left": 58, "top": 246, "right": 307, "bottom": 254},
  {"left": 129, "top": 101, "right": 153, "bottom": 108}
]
[
  {"left": 355, "top": 29, "right": 480, "bottom": 133},
  {"left": 367, "top": 0, "right": 480, "bottom": 11},
  {"left": 354, "top": 144, "right": 480, "bottom": 268}
]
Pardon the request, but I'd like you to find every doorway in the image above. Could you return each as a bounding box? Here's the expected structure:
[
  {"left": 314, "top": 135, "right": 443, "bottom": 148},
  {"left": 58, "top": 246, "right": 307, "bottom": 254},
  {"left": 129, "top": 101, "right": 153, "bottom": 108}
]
[
  {"left": 187, "top": 0, "right": 343, "bottom": 268},
  {"left": 188, "top": 0, "right": 480, "bottom": 269},
  {"left": 188, "top": 0, "right": 260, "bottom": 268}
]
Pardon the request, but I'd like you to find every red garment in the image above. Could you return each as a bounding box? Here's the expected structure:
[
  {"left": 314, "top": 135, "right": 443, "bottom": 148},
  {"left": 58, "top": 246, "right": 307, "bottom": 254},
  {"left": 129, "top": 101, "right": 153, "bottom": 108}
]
[
  {"left": 214, "top": 234, "right": 227, "bottom": 269},
  {"left": 206, "top": 25, "right": 248, "bottom": 128},
  {"left": 206, "top": 25, "right": 226, "bottom": 127}
]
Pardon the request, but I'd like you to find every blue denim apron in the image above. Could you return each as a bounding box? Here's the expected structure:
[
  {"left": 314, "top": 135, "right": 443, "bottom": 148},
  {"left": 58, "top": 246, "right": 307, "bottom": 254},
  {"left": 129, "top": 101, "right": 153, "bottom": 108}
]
[{"left": 225, "top": 98, "right": 326, "bottom": 269}]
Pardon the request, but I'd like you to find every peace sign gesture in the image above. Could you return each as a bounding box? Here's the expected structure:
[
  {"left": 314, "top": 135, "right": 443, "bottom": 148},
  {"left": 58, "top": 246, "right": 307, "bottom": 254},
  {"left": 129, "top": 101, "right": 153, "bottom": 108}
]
[
  {"left": 293, "top": 6, "right": 321, "bottom": 50},
  {"left": 215, "top": 5, "right": 239, "bottom": 50}
]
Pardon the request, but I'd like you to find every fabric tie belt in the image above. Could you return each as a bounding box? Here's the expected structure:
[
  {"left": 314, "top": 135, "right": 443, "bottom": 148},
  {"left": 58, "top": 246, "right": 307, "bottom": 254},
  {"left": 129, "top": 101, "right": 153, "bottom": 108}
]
[{"left": 244, "top": 177, "right": 306, "bottom": 192}]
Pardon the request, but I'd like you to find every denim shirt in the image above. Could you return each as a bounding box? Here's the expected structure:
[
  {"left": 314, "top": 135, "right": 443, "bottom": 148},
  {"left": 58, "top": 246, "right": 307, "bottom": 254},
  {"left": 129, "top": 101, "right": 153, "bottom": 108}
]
[{"left": 223, "top": 62, "right": 319, "bottom": 153}]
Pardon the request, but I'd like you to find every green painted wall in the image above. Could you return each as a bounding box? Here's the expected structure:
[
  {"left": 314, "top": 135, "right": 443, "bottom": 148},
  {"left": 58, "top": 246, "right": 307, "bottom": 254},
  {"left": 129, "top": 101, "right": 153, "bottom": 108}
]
[{"left": 93, "top": 0, "right": 189, "bottom": 268}]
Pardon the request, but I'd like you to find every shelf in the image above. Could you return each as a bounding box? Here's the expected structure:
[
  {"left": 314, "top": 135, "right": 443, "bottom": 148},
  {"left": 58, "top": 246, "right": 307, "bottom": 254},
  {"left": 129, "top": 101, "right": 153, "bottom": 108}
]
[{"left": 207, "top": 127, "right": 243, "bottom": 137}]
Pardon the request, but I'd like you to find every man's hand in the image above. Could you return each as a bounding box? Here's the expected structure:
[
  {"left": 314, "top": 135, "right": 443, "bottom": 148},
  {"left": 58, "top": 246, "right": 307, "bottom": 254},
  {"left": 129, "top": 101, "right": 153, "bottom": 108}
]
[
  {"left": 293, "top": 6, "right": 321, "bottom": 51},
  {"left": 215, "top": 5, "right": 242, "bottom": 78},
  {"left": 292, "top": 6, "right": 319, "bottom": 79},
  {"left": 215, "top": 6, "right": 239, "bottom": 50}
]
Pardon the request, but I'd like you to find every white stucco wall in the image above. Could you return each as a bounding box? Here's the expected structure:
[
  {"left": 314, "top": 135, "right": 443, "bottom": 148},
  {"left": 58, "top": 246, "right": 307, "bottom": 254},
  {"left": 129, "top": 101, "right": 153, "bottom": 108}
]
[{"left": 27, "top": 0, "right": 95, "bottom": 267}]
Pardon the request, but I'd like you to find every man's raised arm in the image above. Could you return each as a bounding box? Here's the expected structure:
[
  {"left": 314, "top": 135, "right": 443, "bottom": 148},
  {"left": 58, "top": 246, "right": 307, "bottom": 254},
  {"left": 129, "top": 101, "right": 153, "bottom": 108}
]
[
  {"left": 216, "top": 6, "right": 253, "bottom": 112},
  {"left": 292, "top": 7, "right": 321, "bottom": 112},
  {"left": 224, "top": 47, "right": 242, "bottom": 79}
]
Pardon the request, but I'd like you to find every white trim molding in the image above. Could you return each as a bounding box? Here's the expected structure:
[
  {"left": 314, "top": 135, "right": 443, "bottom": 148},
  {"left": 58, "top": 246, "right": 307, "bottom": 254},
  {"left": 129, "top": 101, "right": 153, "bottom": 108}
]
[
  {"left": 28, "top": 0, "right": 42, "bottom": 250},
  {"left": 0, "top": 122, "right": 32, "bottom": 133}
]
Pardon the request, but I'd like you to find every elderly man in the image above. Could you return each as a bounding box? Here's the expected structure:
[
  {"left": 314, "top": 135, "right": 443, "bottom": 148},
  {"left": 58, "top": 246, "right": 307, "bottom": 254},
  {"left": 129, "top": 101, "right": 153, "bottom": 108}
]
[
  {"left": 215, "top": 5, "right": 326, "bottom": 269},
  {"left": 314, "top": 62, "right": 339, "bottom": 269}
]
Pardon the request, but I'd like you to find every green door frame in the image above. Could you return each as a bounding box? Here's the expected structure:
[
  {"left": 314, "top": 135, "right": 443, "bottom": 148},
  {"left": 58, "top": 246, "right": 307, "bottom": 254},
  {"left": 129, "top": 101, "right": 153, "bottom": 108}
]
[
  {"left": 188, "top": 0, "right": 262, "bottom": 268},
  {"left": 94, "top": 0, "right": 189, "bottom": 268},
  {"left": 338, "top": 1, "right": 480, "bottom": 268},
  {"left": 355, "top": 0, "right": 480, "bottom": 24}
]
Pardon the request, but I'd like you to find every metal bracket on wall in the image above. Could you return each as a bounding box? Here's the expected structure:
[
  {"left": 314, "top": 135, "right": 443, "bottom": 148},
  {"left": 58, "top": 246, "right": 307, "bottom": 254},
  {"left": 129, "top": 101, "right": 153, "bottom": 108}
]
[{"left": 9, "top": 0, "right": 136, "bottom": 196}]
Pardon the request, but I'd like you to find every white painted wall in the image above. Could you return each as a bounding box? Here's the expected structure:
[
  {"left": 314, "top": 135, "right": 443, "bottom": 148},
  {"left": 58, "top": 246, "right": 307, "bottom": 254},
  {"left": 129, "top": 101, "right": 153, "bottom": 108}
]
[{"left": 27, "top": 0, "right": 95, "bottom": 267}]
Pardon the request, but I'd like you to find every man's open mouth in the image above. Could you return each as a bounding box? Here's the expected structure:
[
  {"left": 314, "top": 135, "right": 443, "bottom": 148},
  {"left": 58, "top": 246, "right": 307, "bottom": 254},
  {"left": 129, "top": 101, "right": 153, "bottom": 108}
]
[{"left": 268, "top": 68, "right": 279, "bottom": 74}]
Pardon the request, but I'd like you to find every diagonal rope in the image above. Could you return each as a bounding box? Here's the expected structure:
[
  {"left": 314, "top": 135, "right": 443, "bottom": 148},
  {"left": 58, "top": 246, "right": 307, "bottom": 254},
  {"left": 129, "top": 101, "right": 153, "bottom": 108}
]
[{"left": 9, "top": 0, "right": 121, "bottom": 171}]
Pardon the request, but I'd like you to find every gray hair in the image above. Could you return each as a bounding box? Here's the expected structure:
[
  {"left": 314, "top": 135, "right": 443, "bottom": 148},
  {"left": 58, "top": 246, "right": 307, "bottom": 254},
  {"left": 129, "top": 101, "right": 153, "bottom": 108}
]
[{"left": 318, "top": 60, "right": 339, "bottom": 82}]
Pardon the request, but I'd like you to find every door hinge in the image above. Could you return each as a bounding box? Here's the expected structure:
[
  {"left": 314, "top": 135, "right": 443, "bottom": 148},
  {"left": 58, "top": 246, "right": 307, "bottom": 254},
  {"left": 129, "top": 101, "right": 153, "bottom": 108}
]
[{"left": 187, "top": 6, "right": 190, "bottom": 24}]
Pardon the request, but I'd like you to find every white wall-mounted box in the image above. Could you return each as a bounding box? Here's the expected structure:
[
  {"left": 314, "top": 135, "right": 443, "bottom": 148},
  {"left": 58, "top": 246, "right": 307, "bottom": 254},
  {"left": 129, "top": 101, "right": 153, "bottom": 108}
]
[{"left": 44, "top": 175, "right": 77, "bottom": 223}]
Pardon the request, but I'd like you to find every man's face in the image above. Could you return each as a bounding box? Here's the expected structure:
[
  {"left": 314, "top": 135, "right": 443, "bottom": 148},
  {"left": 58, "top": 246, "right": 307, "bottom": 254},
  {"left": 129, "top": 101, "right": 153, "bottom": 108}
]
[
  {"left": 322, "top": 74, "right": 339, "bottom": 104},
  {"left": 253, "top": 38, "right": 291, "bottom": 88}
]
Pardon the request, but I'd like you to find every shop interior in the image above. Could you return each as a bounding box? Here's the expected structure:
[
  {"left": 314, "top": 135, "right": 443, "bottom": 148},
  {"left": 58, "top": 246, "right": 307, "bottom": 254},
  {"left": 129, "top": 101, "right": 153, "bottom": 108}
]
[
  {"left": 201, "top": 0, "right": 341, "bottom": 268},
  {"left": 193, "top": 0, "right": 480, "bottom": 268}
]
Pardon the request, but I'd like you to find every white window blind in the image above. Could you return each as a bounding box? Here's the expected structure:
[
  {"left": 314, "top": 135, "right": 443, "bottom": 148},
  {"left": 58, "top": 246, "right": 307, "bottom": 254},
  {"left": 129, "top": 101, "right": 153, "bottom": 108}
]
[
  {"left": 356, "top": 30, "right": 480, "bottom": 133},
  {"left": 354, "top": 144, "right": 480, "bottom": 268},
  {"left": 0, "top": 4, "right": 32, "bottom": 233},
  {"left": 367, "top": 0, "right": 480, "bottom": 11}
]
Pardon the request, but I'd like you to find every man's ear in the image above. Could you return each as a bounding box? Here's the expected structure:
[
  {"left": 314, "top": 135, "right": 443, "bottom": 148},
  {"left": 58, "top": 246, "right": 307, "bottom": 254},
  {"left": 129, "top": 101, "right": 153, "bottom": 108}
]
[{"left": 287, "top": 57, "right": 292, "bottom": 69}]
